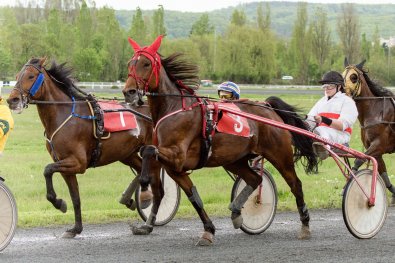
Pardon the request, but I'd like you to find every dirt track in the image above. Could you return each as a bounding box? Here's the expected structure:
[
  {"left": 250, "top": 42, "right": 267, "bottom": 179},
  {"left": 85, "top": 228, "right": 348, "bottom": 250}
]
[{"left": 1, "top": 208, "right": 395, "bottom": 262}]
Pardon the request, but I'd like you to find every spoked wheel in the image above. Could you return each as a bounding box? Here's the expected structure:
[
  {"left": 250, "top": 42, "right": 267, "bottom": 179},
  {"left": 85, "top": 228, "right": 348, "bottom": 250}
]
[
  {"left": 135, "top": 168, "right": 180, "bottom": 226},
  {"left": 342, "top": 169, "right": 388, "bottom": 239},
  {"left": 0, "top": 179, "right": 18, "bottom": 252},
  {"left": 231, "top": 168, "right": 277, "bottom": 235}
]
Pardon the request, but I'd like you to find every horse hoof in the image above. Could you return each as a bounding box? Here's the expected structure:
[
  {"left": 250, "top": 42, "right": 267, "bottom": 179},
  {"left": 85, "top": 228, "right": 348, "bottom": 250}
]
[
  {"left": 231, "top": 213, "right": 243, "bottom": 229},
  {"left": 131, "top": 225, "right": 153, "bottom": 235},
  {"left": 139, "top": 191, "right": 153, "bottom": 209},
  {"left": 297, "top": 225, "right": 311, "bottom": 240},
  {"left": 195, "top": 231, "right": 214, "bottom": 246},
  {"left": 62, "top": 231, "right": 77, "bottom": 239},
  {"left": 60, "top": 200, "right": 67, "bottom": 213},
  {"left": 121, "top": 199, "right": 136, "bottom": 211}
]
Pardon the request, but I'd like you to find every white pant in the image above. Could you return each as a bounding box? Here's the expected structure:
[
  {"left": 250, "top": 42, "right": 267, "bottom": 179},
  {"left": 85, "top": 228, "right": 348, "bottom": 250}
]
[{"left": 314, "top": 126, "right": 351, "bottom": 145}]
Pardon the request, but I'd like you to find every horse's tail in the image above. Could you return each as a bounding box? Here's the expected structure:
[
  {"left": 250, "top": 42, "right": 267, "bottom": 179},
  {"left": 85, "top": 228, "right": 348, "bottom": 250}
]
[{"left": 265, "top": 96, "right": 318, "bottom": 174}]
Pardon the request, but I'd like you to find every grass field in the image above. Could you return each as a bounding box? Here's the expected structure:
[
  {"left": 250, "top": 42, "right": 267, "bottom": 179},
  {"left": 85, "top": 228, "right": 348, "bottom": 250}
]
[{"left": 1, "top": 91, "right": 393, "bottom": 228}]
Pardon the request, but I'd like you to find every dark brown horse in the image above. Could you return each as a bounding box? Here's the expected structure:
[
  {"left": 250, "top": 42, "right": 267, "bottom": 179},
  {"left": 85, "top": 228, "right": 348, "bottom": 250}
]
[
  {"left": 124, "top": 36, "right": 318, "bottom": 245},
  {"left": 6, "top": 57, "right": 158, "bottom": 238},
  {"left": 343, "top": 59, "right": 395, "bottom": 204}
]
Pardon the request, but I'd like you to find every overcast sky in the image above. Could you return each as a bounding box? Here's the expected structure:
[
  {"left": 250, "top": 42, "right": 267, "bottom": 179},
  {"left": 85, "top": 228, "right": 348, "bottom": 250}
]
[{"left": 0, "top": 0, "right": 394, "bottom": 12}]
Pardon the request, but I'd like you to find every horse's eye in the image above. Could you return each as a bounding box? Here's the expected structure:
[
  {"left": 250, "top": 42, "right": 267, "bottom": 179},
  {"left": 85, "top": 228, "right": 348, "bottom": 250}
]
[
  {"left": 143, "top": 62, "right": 151, "bottom": 68},
  {"left": 350, "top": 74, "right": 358, "bottom": 84},
  {"left": 28, "top": 74, "right": 35, "bottom": 80}
]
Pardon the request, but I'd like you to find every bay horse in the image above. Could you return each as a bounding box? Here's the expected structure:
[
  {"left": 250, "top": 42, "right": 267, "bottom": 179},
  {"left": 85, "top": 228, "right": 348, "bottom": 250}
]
[
  {"left": 6, "top": 57, "right": 159, "bottom": 238},
  {"left": 124, "top": 36, "right": 318, "bottom": 245},
  {"left": 343, "top": 59, "right": 395, "bottom": 204}
]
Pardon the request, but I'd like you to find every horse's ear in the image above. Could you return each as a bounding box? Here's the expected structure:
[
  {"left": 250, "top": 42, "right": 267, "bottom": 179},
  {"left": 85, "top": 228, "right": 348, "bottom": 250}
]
[
  {"left": 356, "top": 59, "right": 366, "bottom": 70},
  {"left": 39, "top": 57, "right": 47, "bottom": 67},
  {"left": 128, "top": 37, "right": 141, "bottom": 52},
  {"left": 147, "top": 35, "right": 164, "bottom": 54},
  {"left": 344, "top": 57, "right": 349, "bottom": 67}
]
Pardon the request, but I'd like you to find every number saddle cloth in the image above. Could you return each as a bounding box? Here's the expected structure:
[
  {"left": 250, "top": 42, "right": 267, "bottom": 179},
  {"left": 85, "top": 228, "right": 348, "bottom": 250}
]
[{"left": 216, "top": 103, "right": 250, "bottom": 137}]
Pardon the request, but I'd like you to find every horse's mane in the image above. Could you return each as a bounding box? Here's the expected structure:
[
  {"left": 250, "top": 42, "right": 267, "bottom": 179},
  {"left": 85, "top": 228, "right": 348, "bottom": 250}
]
[
  {"left": 361, "top": 68, "right": 394, "bottom": 97},
  {"left": 161, "top": 53, "right": 200, "bottom": 90},
  {"left": 29, "top": 58, "right": 86, "bottom": 100}
]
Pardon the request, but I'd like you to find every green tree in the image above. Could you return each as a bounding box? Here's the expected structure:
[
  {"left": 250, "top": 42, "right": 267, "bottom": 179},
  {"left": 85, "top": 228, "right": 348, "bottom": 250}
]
[
  {"left": 151, "top": 5, "right": 166, "bottom": 39},
  {"left": 231, "top": 9, "right": 246, "bottom": 26},
  {"left": 73, "top": 47, "right": 103, "bottom": 81},
  {"left": 129, "top": 7, "right": 147, "bottom": 45},
  {"left": 0, "top": 8, "right": 22, "bottom": 73},
  {"left": 337, "top": 3, "right": 360, "bottom": 64},
  {"left": 217, "top": 24, "right": 276, "bottom": 83},
  {"left": 76, "top": 1, "right": 93, "bottom": 49},
  {"left": 310, "top": 7, "right": 331, "bottom": 77},
  {"left": 19, "top": 23, "right": 48, "bottom": 61},
  {"left": 290, "top": 2, "right": 311, "bottom": 84},
  {"left": 0, "top": 45, "right": 12, "bottom": 80},
  {"left": 44, "top": 9, "right": 63, "bottom": 59},
  {"left": 190, "top": 13, "right": 214, "bottom": 36},
  {"left": 360, "top": 33, "right": 370, "bottom": 60},
  {"left": 95, "top": 7, "right": 124, "bottom": 81},
  {"left": 257, "top": 2, "right": 270, "bottom": 31}
]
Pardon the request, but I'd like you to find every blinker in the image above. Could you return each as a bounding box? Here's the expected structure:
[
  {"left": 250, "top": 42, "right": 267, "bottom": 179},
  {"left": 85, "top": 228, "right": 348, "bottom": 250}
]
[{"left": 29, "top": 73, "right": 45, "bottom": 96}]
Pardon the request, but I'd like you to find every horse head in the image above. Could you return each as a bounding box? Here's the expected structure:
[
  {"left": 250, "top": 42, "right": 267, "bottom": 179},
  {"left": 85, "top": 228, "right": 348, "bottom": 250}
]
[
  {"left": 342, "top": 58, "right": 366, "bottom": 97},
  {"left": 7, "top": 57, "right": 47, "bottom": 113},
  {"left": 124, "top": 36, "right": 163, "bottom": 100}
]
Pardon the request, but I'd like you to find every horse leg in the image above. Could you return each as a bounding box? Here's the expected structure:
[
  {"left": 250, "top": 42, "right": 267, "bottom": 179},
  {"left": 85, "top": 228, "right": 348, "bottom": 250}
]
[
  {"left": 61, "top": 173, "right": 82, "bottom": 238},
  {"left": 268, "top": 154, "right": 310, "bottom": 239},
  {"left": 172, "top": 173, "right": 215, "bottom": 246},
  {"left": 375, "top": 156, "right": 395, "bottom": 205},
  {"left": 44, "top": 158, "right": 87, "bottom": 238},
  {"left": 120, "top": 154, "right": 143, "bottom": 210},
  {"left": 138, "top": 146, "right": 155, "bottom": 208},
  {"left": 224, "top": 160, "right": 262, "bottom": 229},
  {"left": 356, "top": 143, "right": 395, "bottom": 204},
  {"left": 44, "top": 163, "right": 67, "bottom": 213},
  {"left": 131, "top": 161, "right": 164, "bottom": 235},
  {"left": 119, "top": 175, "right": 140, "bottom": 210},
  {"left": 352, "top": 158, "right": 365, "bottom": 173},
  {"left": 139, "top": 145, "right": 215, "bottom": 245}
]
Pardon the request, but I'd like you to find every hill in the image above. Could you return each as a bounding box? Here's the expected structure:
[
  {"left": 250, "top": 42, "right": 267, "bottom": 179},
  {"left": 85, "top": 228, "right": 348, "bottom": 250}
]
[{"left": 115, "top": 1, "right": 395, "bottom": 40}]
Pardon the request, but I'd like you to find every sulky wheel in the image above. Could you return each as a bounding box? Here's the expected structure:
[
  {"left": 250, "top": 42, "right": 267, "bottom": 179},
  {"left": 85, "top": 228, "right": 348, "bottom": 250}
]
[
  {"left": 0, "top": 179, "right": 18, "bottom": 252},
  {"left": 231, "top": 168, "right": 277, "bottom": 235},
  {"left": 342, "top": 169, "right": 388, "bottom": 239},
  {"left": 136, "top": 168, "right": 180, "bottom": 226}
]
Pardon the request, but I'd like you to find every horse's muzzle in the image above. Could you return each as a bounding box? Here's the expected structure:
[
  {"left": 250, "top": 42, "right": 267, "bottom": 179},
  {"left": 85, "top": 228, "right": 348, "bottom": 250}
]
[{"left": 6, "top": 97, "right": 23, "bottom": 114}]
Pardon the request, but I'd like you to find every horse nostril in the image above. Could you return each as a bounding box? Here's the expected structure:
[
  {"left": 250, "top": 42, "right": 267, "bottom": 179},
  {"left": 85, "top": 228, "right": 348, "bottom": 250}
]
[
  {"left": 128, "top": 90, "right": 136, "bottom": 95},
  {"left": 8, "top": 97, "right": 20, "bottom": 104}
]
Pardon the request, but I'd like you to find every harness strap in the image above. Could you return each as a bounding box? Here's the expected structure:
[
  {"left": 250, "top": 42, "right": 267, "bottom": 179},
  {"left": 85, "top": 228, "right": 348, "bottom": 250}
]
[
  {"left": 153, "top": 109, "right": 184, "bottom": 146},
  {"left": 85, "top": 95, "right": 110, "bottom": 168},
  {"left": 44, "top": 113, "right": 73, "bottom": 162}
]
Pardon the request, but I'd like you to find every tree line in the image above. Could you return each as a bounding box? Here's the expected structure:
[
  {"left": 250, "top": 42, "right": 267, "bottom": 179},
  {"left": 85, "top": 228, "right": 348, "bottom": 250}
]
[{"left": 0, "top": 0, "right": 394, "bottom": 86}]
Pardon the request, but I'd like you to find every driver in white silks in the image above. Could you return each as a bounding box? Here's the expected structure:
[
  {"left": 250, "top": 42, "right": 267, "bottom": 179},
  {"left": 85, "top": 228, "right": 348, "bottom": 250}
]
[{"left": 306, "top": 71, "right": 358, "bottom": 160}]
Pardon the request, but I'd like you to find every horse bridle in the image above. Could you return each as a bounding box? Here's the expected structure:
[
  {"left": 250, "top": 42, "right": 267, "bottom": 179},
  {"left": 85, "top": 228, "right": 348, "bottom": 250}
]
[
  {"left": 343, "top": 65, "right": 362, "bottom": 98},
  {"left": 128, "top": 51, "right": 161, "bottom": 95},
  {"left": 13, "top": 63, "right": 45, "bottom": 108}
]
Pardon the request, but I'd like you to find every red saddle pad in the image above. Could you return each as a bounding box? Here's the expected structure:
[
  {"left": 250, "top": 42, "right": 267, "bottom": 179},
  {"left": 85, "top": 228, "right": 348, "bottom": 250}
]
[{"left": 98, "top": 101, "right": 138, "bottom": 132}]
